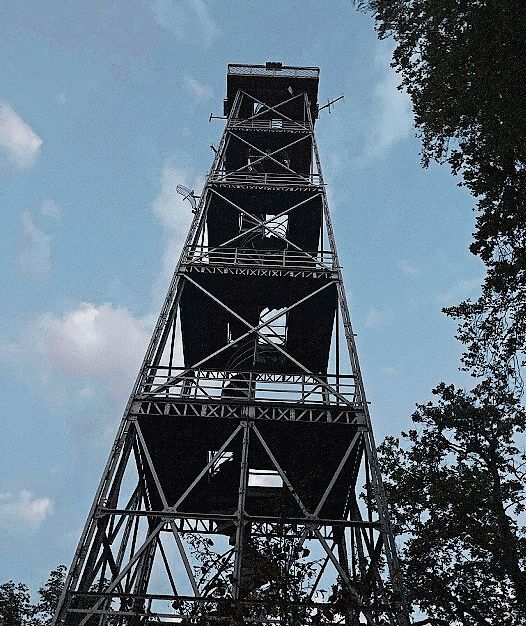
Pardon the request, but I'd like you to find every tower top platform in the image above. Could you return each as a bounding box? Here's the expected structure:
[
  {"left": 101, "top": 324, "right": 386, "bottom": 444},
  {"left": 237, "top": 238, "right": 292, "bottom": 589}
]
[{"left": 225, "top": 62, "right": 320, "bottom": 119}]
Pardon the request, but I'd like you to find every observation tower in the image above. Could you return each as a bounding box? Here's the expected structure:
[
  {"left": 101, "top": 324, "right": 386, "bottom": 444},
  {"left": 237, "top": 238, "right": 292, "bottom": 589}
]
[{"left": 53, "top": 62, "right": 410, "bottom": 626}]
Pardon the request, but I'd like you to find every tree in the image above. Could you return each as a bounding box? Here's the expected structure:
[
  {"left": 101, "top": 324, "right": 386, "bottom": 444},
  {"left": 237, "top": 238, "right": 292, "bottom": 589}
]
[
  {"left": 184, "top": 532, "right": 322, "bottom": 624},
  {"left": 359, "top": 0, "right": 526, "bottom": 263},
  {"left": 379, "top": 375, "right": 526, "bottom": 625},
  {"left": 32, "top": 566, "right": 67, "bottom": 626},
  {"left": 0, "top": 567, "right": 66, "bottom": 626},
  {"left": 355, "top": 3, "right": 526, "bottom": 622},
  {"left": 360, "top": 0, "right": 526, "bottom": 384},
  {"left": 0, "top": 582, "right": 32, "bottom": 626}
]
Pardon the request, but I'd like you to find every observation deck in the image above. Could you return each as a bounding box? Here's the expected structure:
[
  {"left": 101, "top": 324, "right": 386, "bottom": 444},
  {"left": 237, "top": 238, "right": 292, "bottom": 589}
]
[{"left": 224, "top": 62, "right": 320, "bottom": 120}]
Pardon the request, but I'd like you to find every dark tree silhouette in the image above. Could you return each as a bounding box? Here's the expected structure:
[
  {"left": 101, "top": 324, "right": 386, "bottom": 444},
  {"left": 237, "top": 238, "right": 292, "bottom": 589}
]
[
  {"left": 380, "top": 376, "right": 526, "bottom": 625},
  {"left": 0, "top": 582, "right": 32, "bottom": 626},
  {"left": 0, "top": 567, "right": 66, "bottom": 626},
  {"left": 356, "top": 2, "right": 526, "bottom": 623},
  {"left": 360, "top": 0, "right": 526, "bottom": 385}
]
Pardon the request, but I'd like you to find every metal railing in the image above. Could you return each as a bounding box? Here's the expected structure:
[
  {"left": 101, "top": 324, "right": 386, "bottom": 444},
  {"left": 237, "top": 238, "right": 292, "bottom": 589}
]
[
  {"left": 140, "top": 367, "right": 358, "bottom": 407},
  {"left": 210, "top": 171, "right": 322, "bottom": 187},
  {"left": 228, "top": 64, "right": 319, "bottom": 79},
  {"left": 184, "top": 246, "right": 335, "bottom": 271},
  {"left": 229, "top": 118, "right": 308, "bottom": 131}
]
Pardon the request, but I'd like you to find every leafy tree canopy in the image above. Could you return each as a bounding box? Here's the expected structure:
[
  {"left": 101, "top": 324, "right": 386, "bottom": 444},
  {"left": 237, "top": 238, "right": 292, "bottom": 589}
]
[
  {"left": 380, "top": 379, "right": 526, "bottom": 625},
  {"left": 360, "top": 0, "right": 526, "bottom": 262},
  {"left": 352, "top": 8, "right": 526, "bottom": 618},
  {"left": 0, "top": 566, "right": 66, "bottom": 626},
  {"left": 360, "top": 0, "right": 526, "bottom": 383},
  {"left": 0, "top": 582, "right": 32, "bottom": 626}
]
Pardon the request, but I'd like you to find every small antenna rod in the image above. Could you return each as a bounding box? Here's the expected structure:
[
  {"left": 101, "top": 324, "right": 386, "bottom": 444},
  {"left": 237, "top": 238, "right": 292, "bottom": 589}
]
[{"left": 317, "top": 95, "right": 344, "bottom": 114}]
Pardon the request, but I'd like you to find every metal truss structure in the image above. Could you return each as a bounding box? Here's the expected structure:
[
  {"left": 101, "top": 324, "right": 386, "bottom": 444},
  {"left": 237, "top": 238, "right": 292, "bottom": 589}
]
[{"left": 53, "top": 62, "right": 410, "bottom": 626}]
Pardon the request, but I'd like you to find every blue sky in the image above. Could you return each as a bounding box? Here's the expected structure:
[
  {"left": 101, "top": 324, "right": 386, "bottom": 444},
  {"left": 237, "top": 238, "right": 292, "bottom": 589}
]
[{"left": 0, "top": 0, "right": 482, "bottom": 591}]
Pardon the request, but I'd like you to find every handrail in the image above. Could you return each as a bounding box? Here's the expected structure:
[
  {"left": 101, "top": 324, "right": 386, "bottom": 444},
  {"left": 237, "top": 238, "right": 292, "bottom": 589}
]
[
  {"left": 230, "top": 118, "right": 308, "bottom": 131},
  {"left": 139, "top": 366, "right": 358, "bottom": 407},
  {"left": 210, "top": 171, "right": 323, "bottom": 186},
  {"left": 183, "top": 246, "right": 335, "bottom": 271},
  {"left": 225, "top": 339, "right": 255, "bottom": 371},
  {"left": 228, "top": 64, "right": 319, "bottom": 79}
]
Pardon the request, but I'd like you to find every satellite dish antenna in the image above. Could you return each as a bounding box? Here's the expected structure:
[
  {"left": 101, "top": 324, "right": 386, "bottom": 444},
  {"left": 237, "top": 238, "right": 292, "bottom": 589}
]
[{"left": 176, "top": 185, "right": 198, "bottom": 213}]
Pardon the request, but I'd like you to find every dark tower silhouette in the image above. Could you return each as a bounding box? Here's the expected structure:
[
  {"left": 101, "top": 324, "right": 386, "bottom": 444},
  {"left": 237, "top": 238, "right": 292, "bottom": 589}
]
[{"left": 53, "top": 62, "right": 410, "bottom": 626}]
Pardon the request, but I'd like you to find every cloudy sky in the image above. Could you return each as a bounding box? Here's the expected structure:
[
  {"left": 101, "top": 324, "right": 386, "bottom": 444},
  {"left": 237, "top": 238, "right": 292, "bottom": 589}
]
[{"left": 0, "top": 0, "right": 481, "bottom": 591}]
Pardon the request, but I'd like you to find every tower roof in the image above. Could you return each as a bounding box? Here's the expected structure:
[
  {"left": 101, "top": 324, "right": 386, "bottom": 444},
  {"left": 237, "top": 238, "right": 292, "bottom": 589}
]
[{"left": 225, "top": 62, "right": 320, "bottom": 119}]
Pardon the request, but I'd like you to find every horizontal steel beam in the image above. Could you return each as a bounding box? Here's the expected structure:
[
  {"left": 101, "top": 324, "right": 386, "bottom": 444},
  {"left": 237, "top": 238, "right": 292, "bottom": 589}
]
[{"left": 97, "top": 508, "right": 382, "bottom": 528}]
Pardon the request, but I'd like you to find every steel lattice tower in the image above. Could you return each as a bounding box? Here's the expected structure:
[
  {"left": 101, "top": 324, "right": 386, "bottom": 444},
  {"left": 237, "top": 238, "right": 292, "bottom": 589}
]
[{"left": 53, "top": 62, "right": 410, "bottom": 626}]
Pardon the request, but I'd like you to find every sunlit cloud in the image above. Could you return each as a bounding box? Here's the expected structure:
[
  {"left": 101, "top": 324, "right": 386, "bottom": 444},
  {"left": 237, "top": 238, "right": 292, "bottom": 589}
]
[
  {"left": 0, "top": 490, "right": 52, "bottom": 527},
  {"left": 151, "top": 164, "right": 202, "bottom": 302},
  {"left": 184, "top": 76, "right": 214, "bottom": 101},
  {"left": 149, "top": 0, "right": 218, "bottom": 48},
  {"left": 17, "top": 211, "right": 52, "bottom": 280},
  {"left": 2, "top": 303, "right": 153, "bottom": 402},
  {"left": 3, "top": 163, "right": 201, "bottom": 404},
  {"left": 398, "top": 259, "right": 420, "bottom": 276},
  {"left": 364, "top": 308, "right": 388, "bottom": 328},
  {"left": 0, "top": 102, "right": 42, "bottom": 171},
  {"left": 362, "top": 49, "right": 413, "bottom": 160},
  {"left": 435, "top": 277, "right": 482, "bottom": 305},
  {"left": 41, "top": 198, "right": 61, "bottom": 219},
  {"left": 39, "top": 303, "right": 153, "bottom": 399}
]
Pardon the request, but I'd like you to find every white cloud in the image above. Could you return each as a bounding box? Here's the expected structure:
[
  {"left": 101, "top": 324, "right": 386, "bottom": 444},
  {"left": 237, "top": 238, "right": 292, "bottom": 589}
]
[
  {"left": 363, "top": 50, "right": 413, "bottom": 160},
  {"left": 0, "top": 102, "right": 42, "bottom": 171},
  {"left": 17, "top": 211, "right": 52, "bottom": 280},
  {"left": 0, "top": 490, "right": 52, "bottom": 527},
  {"left": 2, "top": 303, "right": 153, "bottom": 402},
  {"left": 152, "top": 164, "right": 202, "bottom": 301},
  {"left": 39, "top": 303, "right": 153, "bottom": 399},
  {"left": 436, "top": 277, "right": 482, "bottom": 305},
  {"left": 184, "top": 76, "right": 213, "bottom": 101},
  {"left": 364, "top": 308, "right": 388, "bottom": 328},
  {"left": 3, "top": 164, "right": 198, "bottom": 404},
  {"left": 41, "top": 198, "right": 61, "bottom": 219},
  {"left": 150, "top": 0, "right": 218, "bottom": 47},
  {"left": 398, "top": 259, "right": 419, "bottom": 276}
]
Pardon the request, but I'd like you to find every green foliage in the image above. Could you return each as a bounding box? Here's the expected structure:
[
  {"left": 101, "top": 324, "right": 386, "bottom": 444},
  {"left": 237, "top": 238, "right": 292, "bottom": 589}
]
[
  {"left": 379, "top": 379, "right": 526, "bottom": 625},
  {"left": 356, "top": 2, "right": 526, "bottom": 622},
  {"left": 0, "top": 567, "right": 66, "bottom": 626},
  {"left": 361, "top": 0, "right": 526, "bottom": 384},
  {"left": 32, "top": 566, "right": 67, "bottom": 626},
  {"left": 184, "top": 532, "right": 322, "bottom": 624},
  {"left": 0, "top": 582, "right": 32, "bottom": 626},
  {"left": 360, "top": 0, "right": 526, "bottom": 255}
]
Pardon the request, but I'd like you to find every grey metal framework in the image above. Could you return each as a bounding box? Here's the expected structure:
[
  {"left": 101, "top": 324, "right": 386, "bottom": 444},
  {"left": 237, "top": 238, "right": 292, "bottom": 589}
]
[{"left": 53, "top": 62, "right": 410, "bottom": 626}]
